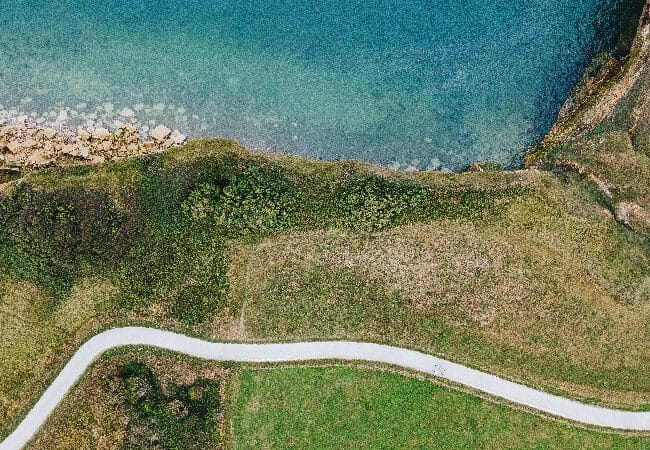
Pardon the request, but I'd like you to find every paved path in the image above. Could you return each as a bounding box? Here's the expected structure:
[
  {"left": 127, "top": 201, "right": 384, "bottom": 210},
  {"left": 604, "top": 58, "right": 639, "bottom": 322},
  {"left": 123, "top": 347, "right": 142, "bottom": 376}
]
[{"left": 3, "top": 327, "right": 650, "bottom": 449}]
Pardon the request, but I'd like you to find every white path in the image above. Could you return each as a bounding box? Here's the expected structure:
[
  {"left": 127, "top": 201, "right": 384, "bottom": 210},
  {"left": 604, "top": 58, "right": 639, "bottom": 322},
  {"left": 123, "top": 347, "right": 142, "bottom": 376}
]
[{"left": 2, "top": 327, "right": 650, "bottom": 449}]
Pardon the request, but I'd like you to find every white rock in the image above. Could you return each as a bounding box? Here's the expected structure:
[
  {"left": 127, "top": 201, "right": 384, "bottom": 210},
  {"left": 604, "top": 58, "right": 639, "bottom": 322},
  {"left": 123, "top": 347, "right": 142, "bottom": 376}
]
[
  {"left": 6, "top": 142, "right": 21, "bottom": 153},
  {"left": 57, "top": 110, "right": 68, "bottom": 122},
  {"left": 149, "top": 124, "right": 171, "bottom": 142},
  {"left": 153, "top": 103, "right": 165, "bottom": 112},
  {"left": 134, "top": 103, "right": 145, "bottom": 111},
  {"left": 78, "top": 147, "right": 90, "bottom": 159},
  {"left": 169, "top": 130, "right": 186, "bottom": 145},
  {"left": 103, "top": 102, "right": 114, "bottom": 112},
  {"left": 119, "top": 107, "right": 135, "bottom": 118},
  {"left": 94, "top": 127, "right": 111, "bottom": 139},
  {"left": 426, "top": 158, "right": 441, "bottom": 170}
]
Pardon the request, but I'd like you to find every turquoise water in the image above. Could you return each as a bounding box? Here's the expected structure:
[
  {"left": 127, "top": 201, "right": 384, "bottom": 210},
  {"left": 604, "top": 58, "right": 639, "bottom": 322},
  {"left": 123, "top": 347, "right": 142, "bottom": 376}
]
[{"left": 0, "top": 0, "right": 643, "bottom": 170}]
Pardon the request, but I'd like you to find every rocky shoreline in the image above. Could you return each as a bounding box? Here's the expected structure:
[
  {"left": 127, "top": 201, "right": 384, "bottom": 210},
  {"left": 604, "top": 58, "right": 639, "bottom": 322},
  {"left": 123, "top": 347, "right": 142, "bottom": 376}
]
[
  {"left": 1, "top": 3, "right": 648, "bottom": 174},
  {"left": 0, "top": 118, "right": 186, "bottom": 170}
]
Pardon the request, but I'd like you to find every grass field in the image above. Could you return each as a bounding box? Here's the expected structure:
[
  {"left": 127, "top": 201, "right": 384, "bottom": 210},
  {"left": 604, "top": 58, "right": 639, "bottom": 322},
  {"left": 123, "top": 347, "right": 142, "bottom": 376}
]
[
  {"left": 231, "top": 366, "right": 650, "bottom": 449},
  {"left": 25, "top": 351, "right": 650, "bottom": 449}
]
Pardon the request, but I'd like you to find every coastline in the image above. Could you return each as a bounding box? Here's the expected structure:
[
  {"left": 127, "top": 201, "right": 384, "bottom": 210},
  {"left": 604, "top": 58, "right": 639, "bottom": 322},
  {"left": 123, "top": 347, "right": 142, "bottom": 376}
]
[
  {"left": 0, "top": 4, "right": 647, "bottom": 175},
  {"left": 0, "top": 117, "right": 187, "bottom": 171},
  {"left": 525, "top": 0, "right": 650, "bottom": 167}
]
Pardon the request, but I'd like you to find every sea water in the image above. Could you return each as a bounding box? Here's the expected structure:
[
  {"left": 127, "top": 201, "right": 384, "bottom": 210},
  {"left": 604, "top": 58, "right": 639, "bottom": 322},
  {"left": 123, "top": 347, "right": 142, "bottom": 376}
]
[{"left": 0, "top": 0, "right": 643, "bottom": 170}]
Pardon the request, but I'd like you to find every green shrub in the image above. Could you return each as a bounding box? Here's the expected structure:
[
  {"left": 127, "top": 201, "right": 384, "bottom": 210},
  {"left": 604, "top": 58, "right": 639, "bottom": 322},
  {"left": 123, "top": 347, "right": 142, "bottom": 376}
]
[
  {"left": 335, "top": 174, "right": 430, "bottom": 231},
  {"left": 118, "top": 360, "right": 221, "bottom": 449},
  {"left": 182, "top": 164, "right": 302, "bottom": 235},
  {"left": 0, "top": 183, "right": 124, "bottom": 297}
]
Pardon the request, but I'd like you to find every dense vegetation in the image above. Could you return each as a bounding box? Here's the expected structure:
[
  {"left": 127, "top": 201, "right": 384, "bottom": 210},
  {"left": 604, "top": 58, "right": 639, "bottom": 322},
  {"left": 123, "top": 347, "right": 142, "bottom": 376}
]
[
  {"left": 0, "top": 141, "right": 515, "bottom": 325},
  {"left": 118, "top": 360, "right": 221, "bottom": 449}
]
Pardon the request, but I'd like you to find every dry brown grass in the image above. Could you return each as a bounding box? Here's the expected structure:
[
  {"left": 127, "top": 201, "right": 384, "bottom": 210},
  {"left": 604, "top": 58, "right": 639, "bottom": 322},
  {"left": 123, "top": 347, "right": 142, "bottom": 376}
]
[{"left": 224, "top": 171, "right": 650, "bottom": 408}]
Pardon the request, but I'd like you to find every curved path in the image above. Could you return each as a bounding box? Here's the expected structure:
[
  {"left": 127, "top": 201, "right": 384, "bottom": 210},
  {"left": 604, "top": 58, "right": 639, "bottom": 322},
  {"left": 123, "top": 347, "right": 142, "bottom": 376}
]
[{"left": 3, "top": 327, "right": 650, "bottom": 449}]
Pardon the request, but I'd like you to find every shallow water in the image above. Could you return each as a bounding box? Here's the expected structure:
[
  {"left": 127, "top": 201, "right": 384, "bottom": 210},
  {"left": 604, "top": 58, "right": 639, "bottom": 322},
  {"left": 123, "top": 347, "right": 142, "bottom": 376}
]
[{"left": 0, "top": 0, "right": 643, "bottom": 170}]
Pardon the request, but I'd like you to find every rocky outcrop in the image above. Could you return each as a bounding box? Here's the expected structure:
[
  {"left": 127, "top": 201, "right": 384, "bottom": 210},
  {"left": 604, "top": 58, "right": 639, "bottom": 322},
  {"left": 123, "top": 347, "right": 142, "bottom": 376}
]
[
  {"left": 0, "top": 119, "right": 187, "bottom": 169},
  {"left": 526, "top": 1, "right": 650, "bottom": 166}
]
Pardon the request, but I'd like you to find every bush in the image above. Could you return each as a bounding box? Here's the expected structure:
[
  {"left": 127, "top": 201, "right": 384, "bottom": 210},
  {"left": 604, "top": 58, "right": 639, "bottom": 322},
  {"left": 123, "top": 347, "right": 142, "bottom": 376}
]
[
  {"left": 0, "top": 183, "right": 124, "bottom": 297},
  {"left": 182, "top": 164, "right": 302, "bottom": 235},
  {"left": 118, "top": 360, "right": 222, "bottom": 449},
  {"left": 335, "top": 174, "right": 430, "bottom": 231}
]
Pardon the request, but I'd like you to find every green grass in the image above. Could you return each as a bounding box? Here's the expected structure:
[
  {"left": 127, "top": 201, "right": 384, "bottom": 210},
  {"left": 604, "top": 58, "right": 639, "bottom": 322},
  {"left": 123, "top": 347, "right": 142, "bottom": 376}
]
[
  {"left": 3, "top": 137, "right": 650, "bottom": 440},
  {"left": 232, "top": 366, "right": 650, "bottom": 449}
]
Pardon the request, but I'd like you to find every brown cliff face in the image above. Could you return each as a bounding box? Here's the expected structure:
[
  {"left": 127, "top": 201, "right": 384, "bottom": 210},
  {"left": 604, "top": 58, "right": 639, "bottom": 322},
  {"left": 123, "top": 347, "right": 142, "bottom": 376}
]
[
  {"left": 526, "top": 1, "right": 650, "bottom": 167},
  {"left": 524, "top": 1, "right": 650, "bottom": 236}
]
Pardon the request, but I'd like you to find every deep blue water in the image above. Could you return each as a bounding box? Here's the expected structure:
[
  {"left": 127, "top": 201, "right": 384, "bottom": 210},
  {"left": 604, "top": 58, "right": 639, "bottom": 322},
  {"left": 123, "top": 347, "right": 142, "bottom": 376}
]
[{"left": 0, "top": 0, "right": 642, "bottom": 170}]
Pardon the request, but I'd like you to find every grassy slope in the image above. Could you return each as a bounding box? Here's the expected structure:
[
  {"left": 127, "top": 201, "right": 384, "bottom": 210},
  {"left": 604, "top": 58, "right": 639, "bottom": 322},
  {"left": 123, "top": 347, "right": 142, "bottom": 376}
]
[
  {"left": 234, "top": 366, "right": 650, "bottom": 449},
  {"left": 3, "top": 134, "right": 650, "bottom": 438}
]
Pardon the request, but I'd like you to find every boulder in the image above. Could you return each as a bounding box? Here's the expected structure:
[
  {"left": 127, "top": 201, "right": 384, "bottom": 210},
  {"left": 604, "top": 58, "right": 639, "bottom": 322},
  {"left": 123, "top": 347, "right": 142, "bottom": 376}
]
[
  {"left": 42, "top": 128, "right": 58, "bottom": 140},
  {"left": 6, "top": 142, "right": 21, "bottom": 154},
  {"left": 27, "top": 151, "right": 53, "bottom": 167},
  {"left": 149, "top": 124, "right": 171, "bottom": 142},
  {"left": 169, "top": 130, "right": 187, "bottom": 145},
  {"left": 93, "top": 127, "right": 111, "bottom": 140},
  {"left": 119, "top": 107, "right": 135, "bottom": 118}
]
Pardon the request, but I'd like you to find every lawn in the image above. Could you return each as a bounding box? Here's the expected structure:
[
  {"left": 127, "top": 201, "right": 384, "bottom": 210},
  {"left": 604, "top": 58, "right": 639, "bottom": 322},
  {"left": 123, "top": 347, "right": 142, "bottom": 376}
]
[{"left": 231, "top": 366, "right": 650, "bottom": 449}]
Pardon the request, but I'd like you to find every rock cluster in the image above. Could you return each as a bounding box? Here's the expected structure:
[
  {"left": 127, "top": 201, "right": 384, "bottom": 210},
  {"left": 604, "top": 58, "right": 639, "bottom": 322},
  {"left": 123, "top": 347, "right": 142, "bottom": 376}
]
[{"left": 0, "top": 119, "right": 187, "bottom": 169}]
